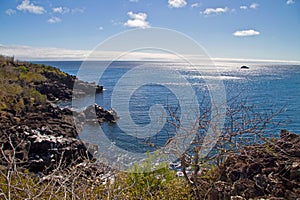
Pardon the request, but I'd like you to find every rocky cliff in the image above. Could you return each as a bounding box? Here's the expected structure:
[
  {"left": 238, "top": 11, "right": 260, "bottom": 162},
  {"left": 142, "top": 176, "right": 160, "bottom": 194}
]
[{"left": 0, "top": 56, "right": 115, "bottom": 173}]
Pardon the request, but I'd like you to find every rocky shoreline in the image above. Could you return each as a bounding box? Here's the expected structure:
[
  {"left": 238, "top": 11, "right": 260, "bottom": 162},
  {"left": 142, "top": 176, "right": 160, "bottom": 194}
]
[
  {"left": 0, "top": 57, "right": 116, "bottom": 173},
  {"left": 1, "top": 103, "right": 118, "bottom": 173}
]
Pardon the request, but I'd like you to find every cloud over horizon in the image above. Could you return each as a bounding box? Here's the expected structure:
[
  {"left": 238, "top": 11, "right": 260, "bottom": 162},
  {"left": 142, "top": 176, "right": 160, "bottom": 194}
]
[
  {"left": 1, "top": 44, "right": 299, "bottom": 64},
  {"left": 17, "top": 0, "right": 46, "bottom": 14},
  {"left": 124, "top": 11, "right": 150, "bottom": 28},
  {"left": 233, "top": 29, "right": 260, "bottom": 37},
  {"left": 168, "top": 0, "right": 187, "bottom": 8}
]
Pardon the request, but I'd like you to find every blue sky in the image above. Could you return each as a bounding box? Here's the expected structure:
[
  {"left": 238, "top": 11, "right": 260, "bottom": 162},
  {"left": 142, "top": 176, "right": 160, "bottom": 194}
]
[{"left": 0, "top": 0, "right": 299, "bottom": 62}]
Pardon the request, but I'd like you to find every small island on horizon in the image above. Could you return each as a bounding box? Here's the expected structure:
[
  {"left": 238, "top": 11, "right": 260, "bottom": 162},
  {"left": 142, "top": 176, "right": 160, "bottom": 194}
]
[{"left": 240, "top": 65, "right": 250, "bottom": 69}]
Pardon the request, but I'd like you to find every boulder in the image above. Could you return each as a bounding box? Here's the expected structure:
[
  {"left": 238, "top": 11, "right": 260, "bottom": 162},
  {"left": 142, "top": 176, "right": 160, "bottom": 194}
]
[{"left": 83, "top": 104, "right": 119, "bottom": 123}]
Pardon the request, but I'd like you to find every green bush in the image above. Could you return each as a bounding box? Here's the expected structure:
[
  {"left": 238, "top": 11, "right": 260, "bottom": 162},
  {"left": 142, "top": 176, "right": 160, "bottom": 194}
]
[
  {"left": 43, "top": 65, "right": 67, "bottom": 77},
  {"left": 24, "top": 88, "right": 47, "bottom": 105},
  {"left": 0, "top": 68, "right": 18, "bottom": 82},
  {"left": 108, "top": 153, "right": 192, "bottom": 199},
  {"left": 20, "top": 71, "right": 46, "bottom": 83},
  {"left": 19, "top": 65, "right": 29, "bottom": 73},
  {"left": 0, "top": 84, "right": 23, "bottom": 111}
]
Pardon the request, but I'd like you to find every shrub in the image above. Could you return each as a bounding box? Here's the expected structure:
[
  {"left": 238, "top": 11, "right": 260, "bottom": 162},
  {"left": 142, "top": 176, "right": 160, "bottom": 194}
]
[
  {"left": 19, "top": 65, "right": 29, "bottom": 73},
  {"left": 20, "top": 71, "right": 46, "bottom": 83},
  {"left": 42, "top": 65, "right": 67, "bottom": 77},
  {"left": 106, "top": 153, "right": 193, "bottom": 199}
]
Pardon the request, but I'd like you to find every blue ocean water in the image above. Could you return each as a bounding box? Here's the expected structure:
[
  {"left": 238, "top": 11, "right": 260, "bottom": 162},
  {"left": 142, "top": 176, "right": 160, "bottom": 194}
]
[{"left": 35, "top": 61, "right": 300, "bottom": 153}]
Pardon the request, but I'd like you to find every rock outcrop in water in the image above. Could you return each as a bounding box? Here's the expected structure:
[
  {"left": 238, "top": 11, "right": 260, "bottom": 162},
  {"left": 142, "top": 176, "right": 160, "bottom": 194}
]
[
  {"left": 240, "top": 65, "right": 249, "bottom": 69},
  {"left": 84, "top": 104, "right": 119, "bottom": 123}
]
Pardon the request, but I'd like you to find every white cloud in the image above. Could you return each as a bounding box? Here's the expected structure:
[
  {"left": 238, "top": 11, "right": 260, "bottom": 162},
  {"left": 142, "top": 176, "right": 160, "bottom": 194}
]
[
  {"left": 124, "top": 11, "right": 150, "bottom": 28},
  {"left": 47, "top": 17, "right": 61, "bottom": 24},
  {"left": 129, "top": 0, "right": 139, "bottom": 2},
  {"left": 52, "top": 7, "right": 84, "bottom": 14},
  {"left": 52, "top": 7, "right": 70, "bottom": 14},
  {"left": 191, "top": 3, "right": 201, "bottom": 8},
  {"left": 202, "top": 7, "right": 229, "bottom": 15},
  {"left": 98, "top": 26, "right": 104, "bottom": 30},
  {"left": 111, "top": 19, "right": 122, "bottom": 26},
  {"left": 71, "top": 8, "right": 85, "bottom": 14},
  {"left": 17, "top": 0, "right": 46, "bottom": 14},
  {"left": 287, "top": 0, "right": 295, "bottom": 4},
  {"left": 233, "top": 29, "right": 260, "bottom": 37},
  {"left": 5, "top": 9, "right": 16, "bottom": 16},
  {"left": 168, "top": 0, "right": 187, "bottom": 8},
  {"left": 240, "top": 3, "right": 259, "bottom": 11},
  {"left": 249, "top": 3, "right": 259, "bottom": 9},
  {"left": 53, "top": 7, "right": 63, "bottom": 13}
]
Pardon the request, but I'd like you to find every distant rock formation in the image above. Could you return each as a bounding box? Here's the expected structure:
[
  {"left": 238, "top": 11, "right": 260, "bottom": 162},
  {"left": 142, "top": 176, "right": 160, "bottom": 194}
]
[{"left": 240, "top": 65, "right": 249, "bottom": 69}]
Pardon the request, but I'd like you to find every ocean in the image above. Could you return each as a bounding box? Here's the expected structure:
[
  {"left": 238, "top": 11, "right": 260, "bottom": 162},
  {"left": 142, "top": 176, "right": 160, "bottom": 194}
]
[{"left": 34, "top": 61, "right": 300, "bottom": 159}]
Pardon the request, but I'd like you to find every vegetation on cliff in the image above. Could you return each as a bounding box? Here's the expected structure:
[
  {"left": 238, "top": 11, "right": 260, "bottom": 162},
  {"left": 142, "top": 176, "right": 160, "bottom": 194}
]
[{"left": 0, "top": 55, "right": 48, "bottom": 114}]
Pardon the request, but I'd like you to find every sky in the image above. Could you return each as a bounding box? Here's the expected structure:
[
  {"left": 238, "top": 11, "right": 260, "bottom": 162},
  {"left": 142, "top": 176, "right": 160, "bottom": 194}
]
[{"left": 0, "top": 0, "right": 299, "bottom": 62}]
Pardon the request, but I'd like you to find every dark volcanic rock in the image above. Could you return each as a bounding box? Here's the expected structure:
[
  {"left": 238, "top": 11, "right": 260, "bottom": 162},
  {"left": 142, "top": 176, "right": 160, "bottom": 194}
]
[
  {"left": 83, "top": 104, "right": 119, "bottom": 123},
  {"left": 0, "top": 103, "right": 117, "bottom": 172},
  {"left": 0, "top": 102, "right": 117, "bottom": 173},
  {"left": 20, "top": 103, "right": 78, "bottom": 138},
  {"left": 36, "top": 71, "right": 103, "bottom": 101},
  {"left": 0, "top": 125, "right": 94, "bottom": 173},
  {"left": 240, "top": 65, "right": 249, "bottom": 69},
  {"left": 210, "top": 130, "right": 300, "bottom": 199}
]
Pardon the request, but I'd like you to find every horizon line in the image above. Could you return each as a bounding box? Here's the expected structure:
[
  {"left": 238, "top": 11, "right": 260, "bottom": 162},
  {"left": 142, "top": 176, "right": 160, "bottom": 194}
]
[{"left": 1, "top": 44, "right": 300, "bottom": 65}]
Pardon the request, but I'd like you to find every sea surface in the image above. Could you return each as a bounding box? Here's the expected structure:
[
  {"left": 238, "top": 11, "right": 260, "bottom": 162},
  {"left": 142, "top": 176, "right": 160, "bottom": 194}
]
[{"left": 34, "top": 61, "right": 300, "bottom": 155}]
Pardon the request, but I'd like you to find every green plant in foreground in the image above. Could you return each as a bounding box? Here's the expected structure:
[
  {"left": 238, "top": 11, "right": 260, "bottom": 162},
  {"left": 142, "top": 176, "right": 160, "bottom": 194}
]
[{"left": 109, "top": 153, "right": 192, "bottom": 200}]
